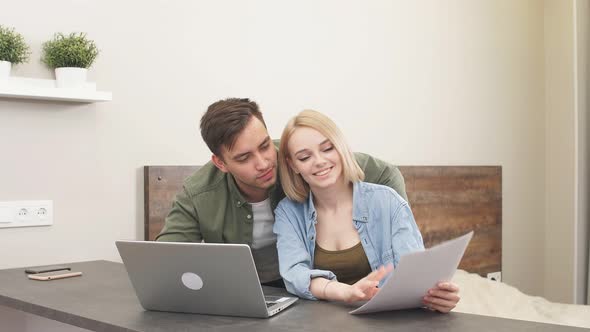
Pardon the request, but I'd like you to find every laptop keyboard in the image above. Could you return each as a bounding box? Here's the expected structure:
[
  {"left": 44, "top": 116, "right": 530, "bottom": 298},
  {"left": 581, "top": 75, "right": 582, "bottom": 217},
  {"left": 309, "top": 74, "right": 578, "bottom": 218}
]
[{"left": 265, "top": 296, "right": 282, "bottom": 308}]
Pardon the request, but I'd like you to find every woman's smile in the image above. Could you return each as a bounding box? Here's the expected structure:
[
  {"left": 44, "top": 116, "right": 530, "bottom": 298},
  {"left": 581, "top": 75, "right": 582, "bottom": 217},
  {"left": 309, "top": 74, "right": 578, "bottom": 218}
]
[{"left": 313, "top": 166, "right": 333, "bottom": 177}]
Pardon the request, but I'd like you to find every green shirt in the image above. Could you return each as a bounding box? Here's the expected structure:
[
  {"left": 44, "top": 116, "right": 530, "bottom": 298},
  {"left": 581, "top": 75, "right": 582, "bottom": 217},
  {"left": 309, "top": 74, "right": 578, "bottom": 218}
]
[{"left": 156, "top": 151, "right": 407, "bottom": 282}]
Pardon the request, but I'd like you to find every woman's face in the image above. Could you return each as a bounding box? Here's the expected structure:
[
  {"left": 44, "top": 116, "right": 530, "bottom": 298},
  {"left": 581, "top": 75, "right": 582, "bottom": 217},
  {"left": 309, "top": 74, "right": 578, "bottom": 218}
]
[{"left": 287, "top": 127, "right": 343, "bottom": 190}]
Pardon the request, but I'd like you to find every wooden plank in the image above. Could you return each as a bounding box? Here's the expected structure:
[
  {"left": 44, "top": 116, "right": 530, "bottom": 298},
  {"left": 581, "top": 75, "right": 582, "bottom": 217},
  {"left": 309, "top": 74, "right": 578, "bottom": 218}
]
[
  {"left": 144, "top": 165, "right": 502, "bottom": 277},
  {"left": 399, "top": 166, "right": 502, "bottom": 276},
  {"left": 144, "top": 166, "right": 199, "bottom": 241}
]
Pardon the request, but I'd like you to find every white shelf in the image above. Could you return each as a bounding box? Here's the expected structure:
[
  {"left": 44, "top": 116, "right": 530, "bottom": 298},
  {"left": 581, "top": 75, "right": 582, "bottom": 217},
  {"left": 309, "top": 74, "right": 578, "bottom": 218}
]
[{"left": 0, "top": 76, "right": 112, "bottom": 103}]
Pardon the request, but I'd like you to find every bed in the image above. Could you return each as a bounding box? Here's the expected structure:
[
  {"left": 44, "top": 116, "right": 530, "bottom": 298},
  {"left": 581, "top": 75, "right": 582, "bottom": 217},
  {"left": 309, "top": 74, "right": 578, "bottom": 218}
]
[{"left": 143, "top": 165, "right": 589, "bottom": 328}]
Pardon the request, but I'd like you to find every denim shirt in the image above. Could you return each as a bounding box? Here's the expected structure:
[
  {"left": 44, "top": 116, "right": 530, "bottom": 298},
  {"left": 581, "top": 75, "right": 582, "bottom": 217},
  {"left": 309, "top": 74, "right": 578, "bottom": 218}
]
[{"left": 273, "top": 181, "right": 424, "bottom": 300}]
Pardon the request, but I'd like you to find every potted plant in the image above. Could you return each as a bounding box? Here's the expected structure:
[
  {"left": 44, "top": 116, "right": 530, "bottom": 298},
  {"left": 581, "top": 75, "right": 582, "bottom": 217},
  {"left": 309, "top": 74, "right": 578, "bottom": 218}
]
[
  {"left": 0, "top": 25, "right": 30, "bottom": 78},
  {"left": 41, "top": 32, "right": 99, "bottom": 88}
]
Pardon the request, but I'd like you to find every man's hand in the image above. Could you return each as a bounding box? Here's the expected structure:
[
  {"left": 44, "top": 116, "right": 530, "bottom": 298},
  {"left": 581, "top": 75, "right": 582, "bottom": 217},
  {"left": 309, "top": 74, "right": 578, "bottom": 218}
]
[{"left": 423, "top": 282, "right": 460, "bottom": 313}]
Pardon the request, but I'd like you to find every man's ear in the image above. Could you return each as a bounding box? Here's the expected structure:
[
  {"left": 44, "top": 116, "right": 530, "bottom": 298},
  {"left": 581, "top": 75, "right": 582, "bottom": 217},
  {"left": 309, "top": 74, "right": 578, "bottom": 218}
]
[
  {"left": 286, "top": 157, "right": 299, "bottom": 174},
  {"left": 211, "top": 154, "right": 229, "bottom": 173}
]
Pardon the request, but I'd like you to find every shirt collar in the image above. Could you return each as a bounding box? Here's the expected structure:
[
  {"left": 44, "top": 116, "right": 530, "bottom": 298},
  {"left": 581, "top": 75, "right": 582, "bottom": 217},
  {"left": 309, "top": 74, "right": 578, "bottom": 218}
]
[
  {"left": 352, "top": 181, "right": 369, "bottom": 223},
  {"left": 227, "top": 174, "right": 249, "bottom": 207},
  {"left": 226, "top": 162, "right": 285, "bottom": 209},
  {"left": 306, "top": 191, "right": 317, "bottom": 223},
  {"left": 304, "top": 181, "right": 369, "bottom": 225}
]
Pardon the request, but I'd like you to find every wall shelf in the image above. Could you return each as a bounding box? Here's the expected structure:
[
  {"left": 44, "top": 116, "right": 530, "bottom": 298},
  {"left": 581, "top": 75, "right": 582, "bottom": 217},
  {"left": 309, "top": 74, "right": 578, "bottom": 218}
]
[{"left": 0, "top": 77, "right": 112, "bottom": 103}]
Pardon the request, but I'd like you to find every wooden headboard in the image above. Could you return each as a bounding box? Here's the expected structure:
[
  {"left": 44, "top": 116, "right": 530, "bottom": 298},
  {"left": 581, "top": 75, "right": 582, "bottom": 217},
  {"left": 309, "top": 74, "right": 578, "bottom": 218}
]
[{"left": 144, "top": 166, "right": 502, "bottom": 277}]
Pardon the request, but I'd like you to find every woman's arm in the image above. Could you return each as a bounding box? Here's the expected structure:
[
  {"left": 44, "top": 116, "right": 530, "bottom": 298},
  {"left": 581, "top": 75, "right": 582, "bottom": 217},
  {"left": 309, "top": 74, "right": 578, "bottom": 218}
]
[
  {"left": 310, "top": 265, "right": 393, "bottom": 302},
  {"left": 390, "top": 200, "right": 425, "bottom": 266},
  {"left": 423, "top": 282, "right": 460, "bottom": 313},
  {"left": 273, "top": 203, "right": 336, "bottom": 300}
]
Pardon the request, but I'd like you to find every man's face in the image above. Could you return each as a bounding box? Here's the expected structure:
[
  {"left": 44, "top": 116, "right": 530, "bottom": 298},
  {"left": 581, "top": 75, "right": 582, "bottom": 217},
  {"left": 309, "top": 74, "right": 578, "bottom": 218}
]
[{"left": 212, "top": 117, "right": 278, "bottom": 202}]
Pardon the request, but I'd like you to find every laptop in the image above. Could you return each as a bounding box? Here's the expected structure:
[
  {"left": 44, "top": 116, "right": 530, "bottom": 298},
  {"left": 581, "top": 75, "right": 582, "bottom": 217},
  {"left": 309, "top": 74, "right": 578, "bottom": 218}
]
[{"left": 115, "top": 241, "right": 298, "bottom": 318}]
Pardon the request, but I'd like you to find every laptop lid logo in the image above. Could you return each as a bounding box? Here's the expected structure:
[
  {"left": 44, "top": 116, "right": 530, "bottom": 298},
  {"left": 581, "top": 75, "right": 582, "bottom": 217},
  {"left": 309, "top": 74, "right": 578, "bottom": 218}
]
[{"left": 181, "top": 272, "right": 203, "bottom": 290}]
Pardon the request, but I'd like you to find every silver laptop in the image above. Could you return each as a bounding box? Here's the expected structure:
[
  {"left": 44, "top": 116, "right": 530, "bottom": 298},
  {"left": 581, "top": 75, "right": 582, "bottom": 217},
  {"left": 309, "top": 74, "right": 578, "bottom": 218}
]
[{"left": 115, "top": 241, "right": 298, "bottom": 318}]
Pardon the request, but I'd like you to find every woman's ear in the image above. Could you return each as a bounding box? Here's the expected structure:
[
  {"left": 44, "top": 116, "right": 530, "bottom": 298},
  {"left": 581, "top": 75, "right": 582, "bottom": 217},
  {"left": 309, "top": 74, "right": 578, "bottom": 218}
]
[{"left": 286, "top": 157, "right": 299, "bottom": 174}]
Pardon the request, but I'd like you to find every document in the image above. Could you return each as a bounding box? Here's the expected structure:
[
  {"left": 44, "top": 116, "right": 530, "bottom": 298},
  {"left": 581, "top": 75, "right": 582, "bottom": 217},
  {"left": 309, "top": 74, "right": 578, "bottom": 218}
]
[{"left": 350, "top": 231, "right": 473, "bottom": 315}]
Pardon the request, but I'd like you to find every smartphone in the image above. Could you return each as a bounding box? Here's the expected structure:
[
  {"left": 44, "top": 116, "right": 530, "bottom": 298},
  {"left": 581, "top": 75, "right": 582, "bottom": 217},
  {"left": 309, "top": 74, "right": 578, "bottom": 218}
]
[
  {"left": 25, "top": 266, "right": 71, "bottom": 274},
  {"left": 27, "top": 271, "right": 82, "bottom": 281}
]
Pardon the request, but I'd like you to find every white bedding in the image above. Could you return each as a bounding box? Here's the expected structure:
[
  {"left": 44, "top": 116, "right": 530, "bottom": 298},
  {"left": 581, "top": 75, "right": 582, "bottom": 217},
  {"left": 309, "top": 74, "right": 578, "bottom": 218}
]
[{"left": 452, "top": 270, "right": 590, "bottom": 328}]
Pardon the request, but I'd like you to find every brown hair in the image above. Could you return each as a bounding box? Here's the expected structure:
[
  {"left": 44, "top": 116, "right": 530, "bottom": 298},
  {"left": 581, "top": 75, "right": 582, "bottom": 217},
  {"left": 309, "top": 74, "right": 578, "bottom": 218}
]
[
  {"left": 200, "top": 98, "right": 266, "bottom": 157},
  {"left": 279, "top": 110, "right": 364, "bottom": 202}
]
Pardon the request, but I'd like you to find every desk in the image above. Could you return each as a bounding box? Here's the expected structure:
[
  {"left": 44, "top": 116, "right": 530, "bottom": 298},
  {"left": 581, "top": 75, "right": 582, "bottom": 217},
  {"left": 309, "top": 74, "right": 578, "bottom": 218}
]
[
  {"left": 0, "top": 261, "right": 585, "bottom": 332},
  {"left": 0, "top": 304, "right": 92, "bottom": 332}
]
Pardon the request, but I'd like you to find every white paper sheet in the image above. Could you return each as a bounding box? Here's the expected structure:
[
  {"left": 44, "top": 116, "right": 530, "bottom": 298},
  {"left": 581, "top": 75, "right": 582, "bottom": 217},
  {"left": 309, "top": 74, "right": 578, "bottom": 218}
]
[{"left": 350, "top": 231, "right": 473, "bottom": 315}]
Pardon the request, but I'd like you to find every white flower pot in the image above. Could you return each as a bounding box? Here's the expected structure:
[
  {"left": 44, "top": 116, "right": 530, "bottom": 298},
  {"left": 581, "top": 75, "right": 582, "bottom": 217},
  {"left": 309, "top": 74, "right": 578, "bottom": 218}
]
[
  {"left": 0, "top": 60, "right": 11, "bottom": 79},
  {"left": 55, "top": 67, "right": 87, "bottom": 88}
]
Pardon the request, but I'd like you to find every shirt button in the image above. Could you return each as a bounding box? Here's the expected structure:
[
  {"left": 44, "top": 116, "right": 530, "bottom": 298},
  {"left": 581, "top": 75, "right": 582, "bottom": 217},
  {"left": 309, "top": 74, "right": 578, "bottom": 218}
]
[
  {"left": 247, "top": 214, "right": 252, "bottom": 219},
  {"left": 237, "top": 201, "right": 242, "bottom": 207}
]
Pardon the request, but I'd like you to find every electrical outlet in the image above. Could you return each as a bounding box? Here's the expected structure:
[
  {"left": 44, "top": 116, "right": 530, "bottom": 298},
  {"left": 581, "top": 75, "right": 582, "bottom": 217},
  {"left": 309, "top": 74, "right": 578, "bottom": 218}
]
[
  {"left": 36, "top": 207, "right": 48, "bottom": 219},
  {"left": 0, "top": 201, "right": 53, "bottom": 228},
  {"left": 17, "top": 208, "right": 30, "bottom": 221},
  {"left": 486, "top": 271, "right": 502, "bottom": 282}
]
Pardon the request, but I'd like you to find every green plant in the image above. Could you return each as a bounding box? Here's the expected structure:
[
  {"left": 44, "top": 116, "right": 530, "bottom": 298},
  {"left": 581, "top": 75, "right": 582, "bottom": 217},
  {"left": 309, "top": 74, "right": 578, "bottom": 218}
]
[
  {"left": 41, "top": 32, "right": 99, "bottom": 69},
  {"left": 0, "top": 25, "right": 30, "bottom": 64}
]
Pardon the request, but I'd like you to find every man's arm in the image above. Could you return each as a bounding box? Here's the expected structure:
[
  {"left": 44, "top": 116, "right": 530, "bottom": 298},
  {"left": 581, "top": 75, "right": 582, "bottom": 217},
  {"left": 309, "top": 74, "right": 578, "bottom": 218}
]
[
  {"left": 155, "top": 185, "right": 202, "bottom": 242},
  {"left": 353, "top": 152, "right": 408, "bottom": 202}
]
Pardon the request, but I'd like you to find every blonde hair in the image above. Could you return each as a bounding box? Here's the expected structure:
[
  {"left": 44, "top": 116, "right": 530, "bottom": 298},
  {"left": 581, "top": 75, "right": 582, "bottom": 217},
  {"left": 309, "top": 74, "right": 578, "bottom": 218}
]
[{"left": 279, "top": 110, "right": 364, "bottom": 202}]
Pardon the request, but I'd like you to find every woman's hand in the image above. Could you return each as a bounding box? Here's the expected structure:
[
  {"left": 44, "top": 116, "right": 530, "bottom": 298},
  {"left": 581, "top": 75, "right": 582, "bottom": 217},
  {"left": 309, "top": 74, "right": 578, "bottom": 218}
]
[
  {"left": 340, "top": 265, "right": 393, "bottom": 303},
  {"left": 423, "top": 282, "right": 460, "bottom": 313}
]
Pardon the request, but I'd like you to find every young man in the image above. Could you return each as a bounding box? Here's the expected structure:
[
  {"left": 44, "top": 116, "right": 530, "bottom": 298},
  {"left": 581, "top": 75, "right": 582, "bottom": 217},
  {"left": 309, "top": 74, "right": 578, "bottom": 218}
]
[{"left": 156, "top": 98, "right": 408, "bottom": 286}]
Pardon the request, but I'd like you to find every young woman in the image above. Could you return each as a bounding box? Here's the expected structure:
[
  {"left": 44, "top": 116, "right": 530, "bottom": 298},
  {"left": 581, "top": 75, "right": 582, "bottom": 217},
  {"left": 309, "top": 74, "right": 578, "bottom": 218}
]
[{"left": 273, "top": 110, "right": 460, "bottom": 313}]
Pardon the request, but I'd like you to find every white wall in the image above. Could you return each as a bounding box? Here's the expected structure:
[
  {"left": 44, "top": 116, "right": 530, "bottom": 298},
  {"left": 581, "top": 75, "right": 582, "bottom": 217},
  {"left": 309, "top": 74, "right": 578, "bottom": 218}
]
[
  {"left": 575, "top": 0, "right": 590, "bottom": 305},
  {"left": 0, "top": 0, "right": 550, "bottom": 298},
  {"left": 544, "top": 0, "right": 590, "bottom": 304},
  {"left": 544, "top": 0, "right": 577, "bottom": 304}
]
